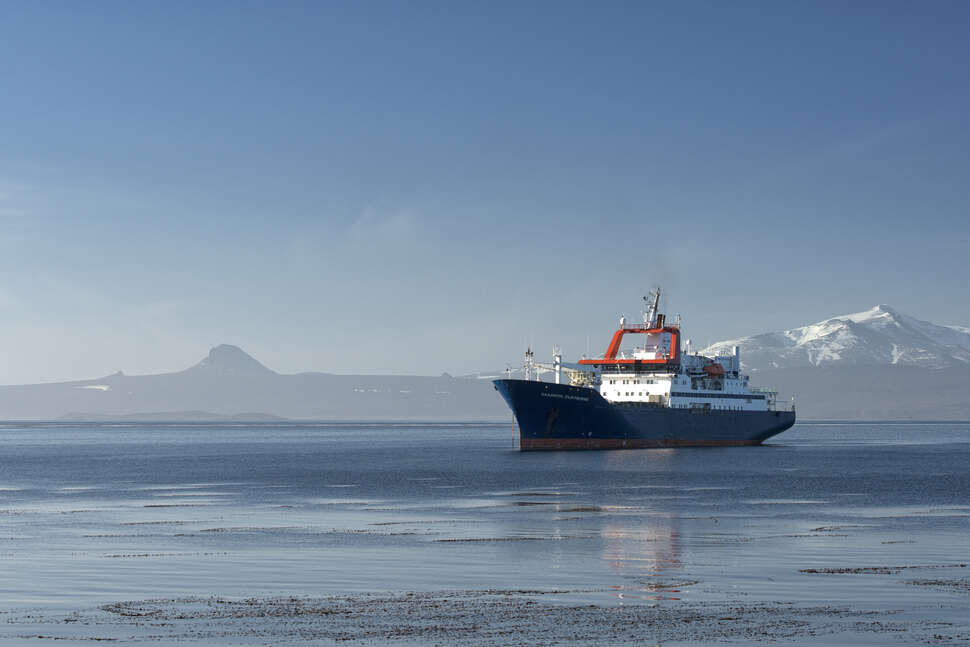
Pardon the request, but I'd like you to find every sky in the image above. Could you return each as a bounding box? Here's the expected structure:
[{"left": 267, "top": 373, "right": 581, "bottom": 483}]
[{"left": 1, "top": 0, "right": 969, "bottom": 384}]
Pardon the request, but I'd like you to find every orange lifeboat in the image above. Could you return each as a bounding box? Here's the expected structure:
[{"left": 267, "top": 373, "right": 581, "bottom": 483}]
[{"left": 702, "top": 363, "right": 725, "bottom": 377}]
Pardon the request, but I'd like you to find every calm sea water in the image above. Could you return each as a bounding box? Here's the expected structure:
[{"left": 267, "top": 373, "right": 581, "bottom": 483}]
[{"left": 0, "top": 421, "right": 968, "bottom": 642}]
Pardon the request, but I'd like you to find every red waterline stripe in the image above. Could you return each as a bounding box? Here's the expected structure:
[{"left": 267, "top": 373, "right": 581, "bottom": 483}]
[{"left": 519, "top": 437, "right": 762, "bottom": 451}]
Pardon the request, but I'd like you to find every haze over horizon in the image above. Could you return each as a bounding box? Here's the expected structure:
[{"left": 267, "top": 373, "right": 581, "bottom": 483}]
[{"left": 2, "top": 1, "right": 969, "bottom": 385}]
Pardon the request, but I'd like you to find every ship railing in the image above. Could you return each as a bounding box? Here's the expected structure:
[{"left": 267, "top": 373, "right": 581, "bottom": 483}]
[
  {"left": 619, "top": 323, "right": 680, "bottom": 331},
  {"left": 750, "top": 386, "right": 778, "bottom": 394},
  {"left": 766, "top": 395, "right": 796, "bottom": 413}
]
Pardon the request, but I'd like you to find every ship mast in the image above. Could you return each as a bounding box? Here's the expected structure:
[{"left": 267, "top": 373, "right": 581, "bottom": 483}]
[{"left": 643, "top": 287, "right": 661, "bottom": 327}]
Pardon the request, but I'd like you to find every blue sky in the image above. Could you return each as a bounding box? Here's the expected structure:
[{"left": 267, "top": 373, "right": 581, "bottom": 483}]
[{"left": 1, "top": 1, "right": 968, "bottom": 383}]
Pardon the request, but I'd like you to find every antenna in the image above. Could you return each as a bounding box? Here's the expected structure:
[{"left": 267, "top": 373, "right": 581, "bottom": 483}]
[
  {"left": 643, "top": 286, "right": 661, "bottom": 327},
  {"left": 524, "top": 346, "right": 536, "bottom": 381}
]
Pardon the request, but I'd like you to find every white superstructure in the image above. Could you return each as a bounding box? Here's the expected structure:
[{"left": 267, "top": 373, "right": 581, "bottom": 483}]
[{"left": 599, "top": 343, "right": 774, "bottom": 412}]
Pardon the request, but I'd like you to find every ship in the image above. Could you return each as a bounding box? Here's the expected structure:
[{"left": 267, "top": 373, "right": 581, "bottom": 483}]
[{"left": 493, "top": 288, "right": 795, "bottom": 450}]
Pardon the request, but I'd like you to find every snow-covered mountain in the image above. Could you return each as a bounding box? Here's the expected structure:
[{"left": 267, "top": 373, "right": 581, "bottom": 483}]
[{"left": 700, "top": 305, "right": 970, "bottom": 371}]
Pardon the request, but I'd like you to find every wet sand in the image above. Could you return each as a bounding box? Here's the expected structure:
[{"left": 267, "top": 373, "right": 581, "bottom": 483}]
[{"left": 5, "top": 585, "right": 968, "bottom": 645}]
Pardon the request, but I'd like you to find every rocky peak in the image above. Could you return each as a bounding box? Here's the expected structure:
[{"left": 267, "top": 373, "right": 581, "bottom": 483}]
[{"left": 187, "top": 344, "right": 276, "bottom": 376}]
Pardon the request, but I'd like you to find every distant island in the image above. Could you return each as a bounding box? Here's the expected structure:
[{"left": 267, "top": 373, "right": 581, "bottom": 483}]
[
  {"left": 0, "top": 345, "right": 510, "bottom": 422},
  {"left": 58, "top": 411, "right": 289, "bottom": 422}
]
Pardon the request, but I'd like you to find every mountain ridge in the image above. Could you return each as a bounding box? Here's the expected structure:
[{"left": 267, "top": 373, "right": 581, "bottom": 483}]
[
  {"left": 0, "top": 344, "right": 508, "bottom": 421},
  {"left": 700, "top": 305, "right": 970, "bottom": 371},
  {"left": 2, "top": 303, "right": 969, "bottom": 421}
]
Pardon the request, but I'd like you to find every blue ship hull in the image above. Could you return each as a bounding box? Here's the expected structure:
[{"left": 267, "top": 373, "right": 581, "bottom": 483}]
[{"left": 493, "top": 379, "right": 795, "bottom": 451}]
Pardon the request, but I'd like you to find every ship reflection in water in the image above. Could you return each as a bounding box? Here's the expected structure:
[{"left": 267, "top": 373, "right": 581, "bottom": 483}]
[
  {"left": 598, "top": 449, "right": 685, "bottom": 600},
  {"left": 602, "top": 519, "right": 683, "bottom": 600}
]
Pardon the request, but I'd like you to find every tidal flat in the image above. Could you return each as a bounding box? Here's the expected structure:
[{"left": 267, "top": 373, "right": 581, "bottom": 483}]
[{"left": 0, "top": 421, "right": 968, "bottom": 645}]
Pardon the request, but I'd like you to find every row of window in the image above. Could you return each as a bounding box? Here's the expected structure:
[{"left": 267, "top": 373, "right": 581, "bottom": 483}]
[
  {"left": 609, "top": 397, "right": 754, "bottom": 411},
  {"left": 606, "top": 391, "right": 762, "bottom": 401},
  {"left": 670, "top": 391, "right": 765, "bottom": 400},
  {"left": 606, "top": 379, "right": 659, "bottom": 385},
  {"left": 672, "top": 404, "right": 750, "bottom": 410}
]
